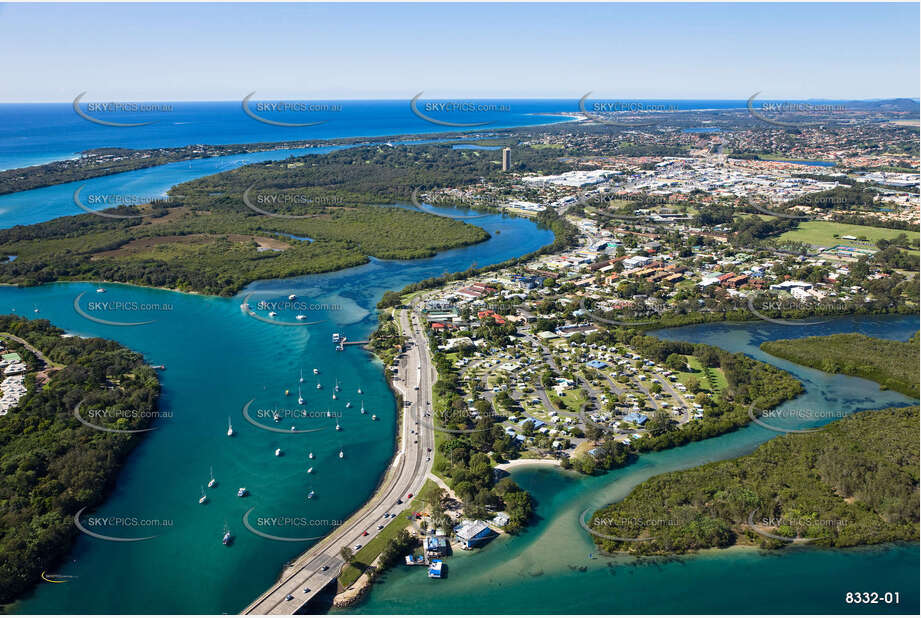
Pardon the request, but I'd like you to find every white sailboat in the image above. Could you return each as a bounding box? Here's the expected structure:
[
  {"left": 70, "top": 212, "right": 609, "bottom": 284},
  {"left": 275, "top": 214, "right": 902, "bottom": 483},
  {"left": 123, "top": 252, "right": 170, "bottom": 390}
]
[
  {"left": 332, "top": 391, "right": 337, "bottom": 400},
  {"left": 199, "top": 486, "right": 208, "bottom": 504},
  {"left": 345, "top": 401, "right": 352, "bottom": 408},
  {"left": 307, "top": 466, "right": 314, "bottom": 474},
  {"left": 298, "top": 385, "right": 304, "bottom": 405},
  {"left": 208, "top": 466, "right": 217, "bottom": 488},
  {"left": 307, "top": 489, "right": 315, "bottom": 500},
  {"left": 313, "top": 368, "right": 319, "bottom": 375},
  {"left": 338, "top": 449, "right": 344, "bottom": 459},
  {"left": 308, "top": 451, "right": 314, "bottom": 459},
  {"left": 357, "top": 388, "right": 363, "bottom": 394},
  {"left": 360, "top": 401, "right": 366, "bottom": 414},
  {"left": 335, "top": 422, "right": 341, "bottom": 431},
  {"left": 299, "top": 369, "right": 304, "bottom": 383},
  {"left": 334, "top": 379, "right": 340, "bottom": 392},
  {"left": 227, "top": 417, "right": 234, "bottom": 436}
]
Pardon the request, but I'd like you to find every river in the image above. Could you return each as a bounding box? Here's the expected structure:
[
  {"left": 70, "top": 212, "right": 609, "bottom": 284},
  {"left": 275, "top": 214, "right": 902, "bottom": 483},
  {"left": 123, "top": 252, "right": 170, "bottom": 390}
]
[
  {"left": 5, "top": 205, "right": 553, "bottom": 614},
  {"left": 342, "top": 315, "right": 919, "bottom": 615}
]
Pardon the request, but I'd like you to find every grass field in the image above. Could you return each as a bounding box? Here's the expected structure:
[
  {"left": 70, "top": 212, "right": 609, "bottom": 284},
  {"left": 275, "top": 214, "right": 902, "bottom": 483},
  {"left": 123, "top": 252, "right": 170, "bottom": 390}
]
[
  {"left": 779, "top": 221, "right": 920, "bottom": 252},
  {"left": 337, "top": 479, "right": 438, "bottom": 588},
  {"left": 675, "top": 356, "right": 727, "bottom": 395}
]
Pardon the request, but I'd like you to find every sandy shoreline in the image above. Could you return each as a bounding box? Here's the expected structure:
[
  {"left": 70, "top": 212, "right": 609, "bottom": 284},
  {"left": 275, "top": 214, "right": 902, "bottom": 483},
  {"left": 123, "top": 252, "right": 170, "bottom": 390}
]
[{"left": 495, "top": 458, "right": 561, "bottom": 471}]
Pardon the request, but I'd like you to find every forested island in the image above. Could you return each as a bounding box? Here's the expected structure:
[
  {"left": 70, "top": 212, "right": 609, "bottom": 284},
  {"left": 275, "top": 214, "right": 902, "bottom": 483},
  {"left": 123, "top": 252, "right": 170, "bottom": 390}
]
[
  {"left": 587, "top": 333, "right": 920, "bottom": 555},
  {"left": 0, "top": 142, "right": 579, "bottom": 296},
  {"left": 0, "top": 315, "right": 160, "bottom": 605},
  {"left": 761, "top": 332, "right": 920, "bottom": 398},
  {"left": 588, "top": 405, "right": 919, "bottom": 555}
]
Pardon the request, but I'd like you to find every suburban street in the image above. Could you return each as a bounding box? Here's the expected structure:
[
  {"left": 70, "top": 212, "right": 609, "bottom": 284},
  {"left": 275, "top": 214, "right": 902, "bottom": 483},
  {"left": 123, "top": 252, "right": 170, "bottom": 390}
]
[{"left": 242, "top": 304, "right": 437, "bottom": 614}]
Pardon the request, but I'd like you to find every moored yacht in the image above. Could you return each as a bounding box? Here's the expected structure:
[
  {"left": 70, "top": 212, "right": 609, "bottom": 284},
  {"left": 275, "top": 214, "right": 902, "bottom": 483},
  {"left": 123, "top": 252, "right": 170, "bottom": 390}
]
[
  {"left": 199, "top": 486, "right": 208, "bottom": 504},
  {"left": 208, "top": 466, "right": 217, "bottom": 488},
  {"left": 237, "top": 487, "right": 248, "bottom": 497},
  {"left": 275, "top": 448, "right": 282, "bottom": 457},
  {"left": 227, "top": 418, "right": 234, "bottom": 437}
]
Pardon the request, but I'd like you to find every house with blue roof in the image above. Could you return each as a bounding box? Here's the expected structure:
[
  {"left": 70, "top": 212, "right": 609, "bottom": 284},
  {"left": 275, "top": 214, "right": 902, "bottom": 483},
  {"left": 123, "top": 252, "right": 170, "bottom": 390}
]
[{"left": 623, "top": 412, "right": 648, "bottom": 425}]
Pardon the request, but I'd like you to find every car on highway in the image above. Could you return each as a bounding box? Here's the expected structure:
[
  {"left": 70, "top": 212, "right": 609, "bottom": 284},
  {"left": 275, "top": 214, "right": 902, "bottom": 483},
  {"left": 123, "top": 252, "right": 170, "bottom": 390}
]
[
  {"left": 407, "top": 493, "right": 413, "bottom": 499},
  {"left": 303, "top": 587, "right": 311, "bottom": 593},
  {"left": 378, "top": 524, "right": 384, "bottom": 530},
  {"left": 354, "top": 543, "right": 362, "bottom": 550},
  {"left": 362, "top": 531, "right": 369, "bottom": 536},
  {"left": 285, "top": 594, "right": 294, "bottom": 601},
  {"left": 320, "top": 565, "right": 329, "bottom": 572},
  {"left": 396, "top": 498, "right": 403, "bottom": 504}
]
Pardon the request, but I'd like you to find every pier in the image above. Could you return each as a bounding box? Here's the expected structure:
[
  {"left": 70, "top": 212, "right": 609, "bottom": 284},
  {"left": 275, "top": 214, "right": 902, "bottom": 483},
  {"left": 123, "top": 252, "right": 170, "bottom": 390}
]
[{"left": 242, "top": 304, "right": 437, "bottom": 614}]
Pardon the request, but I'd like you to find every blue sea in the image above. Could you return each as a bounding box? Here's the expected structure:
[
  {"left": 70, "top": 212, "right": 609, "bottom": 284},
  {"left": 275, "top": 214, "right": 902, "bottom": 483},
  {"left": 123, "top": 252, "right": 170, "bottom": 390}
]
[{"left": 0, "top": 98, "right": 813, "bottom": 171}]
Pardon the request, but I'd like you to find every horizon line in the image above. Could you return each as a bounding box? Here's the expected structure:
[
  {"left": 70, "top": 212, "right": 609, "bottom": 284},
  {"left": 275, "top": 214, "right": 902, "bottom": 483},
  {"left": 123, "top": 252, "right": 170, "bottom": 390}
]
[{"left": 1, "top": 96, "right": 919, "bottom": 105}]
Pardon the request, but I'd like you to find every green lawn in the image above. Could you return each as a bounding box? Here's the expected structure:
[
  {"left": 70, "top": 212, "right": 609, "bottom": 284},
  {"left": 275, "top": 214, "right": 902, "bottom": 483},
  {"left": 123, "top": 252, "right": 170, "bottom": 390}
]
[
  {"left": 338, "top": 480, "right": 438, "bottom": 588},
  {"left": 675, "top": 356, "right": 727, "bottom": 395},
  {"left": 779, "top": 221, "right": 920, "bottom": 252}
]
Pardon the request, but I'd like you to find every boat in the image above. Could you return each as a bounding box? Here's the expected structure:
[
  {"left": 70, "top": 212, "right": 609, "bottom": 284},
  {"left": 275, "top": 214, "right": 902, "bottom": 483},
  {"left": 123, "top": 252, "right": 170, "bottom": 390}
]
[
  {"left": 332, "top": 333, "right": 341, "bottom": 343},
  {"left": 316, "top": 383, "right": 322, "bottom": 390},
  {"left": 151, "top": 364, "right": 166, "bottom": 370},
  {"left": 371, "top": 414, "right": 378, "bottom": 421},
  {"left": 268, "top": 311, "right": 278, "bottom": 317},
  {"left": 338, "top": 449, "right": 344, "bottom": 459},
  {"left": 227, "top": 417, "right": 234, "bottom": 437},
  {"left": 334, "top": 380, "right": 340, "bottom": 392},
  {"left": 275, "top": 448, "right": 282, "bottom": 457},
  {"left": 296, "top": 314, "right": 308, "bottom": 321},
  {"left": 222, "top": 526, "right": 233, "bottom": 546},
  {"left": 237, "top": 487, "right": 248, "bottom": 497},
  {"left": 298, "top": 385, "right": 304, "bottom": 405},
  {"left": 345, "top": 401, "right": 352, "bottom": 408},
  {"left": 313, "top": 368, "right": 319, "bottom": 375},
  {"left": 288, "top": 294, "right": 296, "bottom": 300},
  {"left": 308, "top": 452, "right": 314, "bottom": 459},
  {"left": 273, "top": 411, "right": 280, "bottom": 423},
  {"left": 428, "top": 560, "right": 443, "bottom": 578},
  {"left": 199, "top": 486, "right": 208, "bottom": 505},
  {"left": 336, "top": 343, "right": 344, "bottom": 352},
  {"left": 357, "top": 388, "right": 363, "bottom": 395},
  {"left": 307, "top": 466, "right": 313, "bottom": 474},
  {"left": 335, "top": 423, "right": 341, "bottom": 431},
  {"left": 299, "top": 369, "right": 304, "bottom": 383},
  {"left": 326, "top": 411, "right": 331, "bottom": 418},
  {"left": 285, "top": 389, "right": 290, "bottom": 396},
  {"left": 360, "top": 401, "right": 366, "bottom": 414},
  {"left": 332, "top": 392, "right": 337, "bottom": 400},
  {"left": 208, "top": 466, "right": 217, "bottom": 488},
  {"left": 307, "top": 489, "right": 315, "bottom": 500},
  {"left": 95, "top": 288, "right": 106, "bottom": 293}
]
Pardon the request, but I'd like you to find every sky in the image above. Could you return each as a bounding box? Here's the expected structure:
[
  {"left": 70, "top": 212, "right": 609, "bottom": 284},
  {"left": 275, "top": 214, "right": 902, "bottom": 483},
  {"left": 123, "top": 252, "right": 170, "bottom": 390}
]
[{"left": 0, "top": 2, "right": 918, "bottom": 102}]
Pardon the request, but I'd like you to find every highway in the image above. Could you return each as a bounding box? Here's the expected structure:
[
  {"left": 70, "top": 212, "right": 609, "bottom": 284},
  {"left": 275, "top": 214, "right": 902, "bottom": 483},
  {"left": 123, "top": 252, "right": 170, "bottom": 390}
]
[{"left": 242, "top": 303, "right": 437, "bottom": 614}]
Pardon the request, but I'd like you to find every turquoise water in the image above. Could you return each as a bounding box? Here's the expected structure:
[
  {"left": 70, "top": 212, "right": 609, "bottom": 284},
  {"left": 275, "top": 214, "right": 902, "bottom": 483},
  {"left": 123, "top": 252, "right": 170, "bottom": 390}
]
[
  {"left": 344, "top": 315, "right": 919, "bottom": 615},
  {"left": 0, "top": 146, "right": 338, "bottom": 228},
  {"left": 5, "top": 209, "right": 553, "bottom": 614}
]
